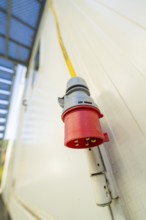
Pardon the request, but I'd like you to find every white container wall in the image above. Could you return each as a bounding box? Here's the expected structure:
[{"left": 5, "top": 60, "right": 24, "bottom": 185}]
[{"left": 5, "top": 0, "right": 146, "bottom": 220}]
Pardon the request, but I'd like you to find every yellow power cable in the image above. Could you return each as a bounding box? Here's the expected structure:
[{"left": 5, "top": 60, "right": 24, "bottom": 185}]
[{"left": 49, "top": 1, "right": 77, "bottom": 78}]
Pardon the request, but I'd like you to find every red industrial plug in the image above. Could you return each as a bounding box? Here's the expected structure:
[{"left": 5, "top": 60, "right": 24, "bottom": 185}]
[{"left": 58, "top": 77, "right": 109, "bottom": 149}]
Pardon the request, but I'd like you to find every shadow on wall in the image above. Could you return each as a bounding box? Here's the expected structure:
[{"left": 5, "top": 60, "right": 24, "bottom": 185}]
[
  {"left": 0, "top": 195, "right": 11, "bottom": 220},
  {"left": 0, "top": 140, "right": 12, "bottom": 219},
  {"left": 0, "top": 140, "right": 9, "bottom": 185}
]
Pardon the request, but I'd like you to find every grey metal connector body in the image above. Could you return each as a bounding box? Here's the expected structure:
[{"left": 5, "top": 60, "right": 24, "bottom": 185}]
[{"left": 58, "top": 77, "right": 99, "bottom": 113}]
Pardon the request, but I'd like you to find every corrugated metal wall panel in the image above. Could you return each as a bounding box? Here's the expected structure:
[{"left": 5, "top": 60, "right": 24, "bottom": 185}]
[{"left": 7, "top": 0, "right": 146, "bottom": 220}]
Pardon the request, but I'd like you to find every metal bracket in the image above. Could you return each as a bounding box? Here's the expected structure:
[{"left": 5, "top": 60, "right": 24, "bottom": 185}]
[{"left": 86, "top": 146, "right": 119, "bottom": 207}]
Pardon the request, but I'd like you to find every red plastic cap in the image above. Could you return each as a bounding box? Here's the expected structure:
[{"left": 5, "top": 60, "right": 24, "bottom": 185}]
[{"left": 62, "top": 106, "right": 109, "bottom": 149}]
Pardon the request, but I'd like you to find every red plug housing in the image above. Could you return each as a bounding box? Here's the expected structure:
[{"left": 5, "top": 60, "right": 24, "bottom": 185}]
[{"left": 62, "top": 106, "right": 109, "bottom": 149}]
